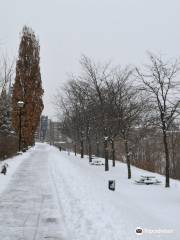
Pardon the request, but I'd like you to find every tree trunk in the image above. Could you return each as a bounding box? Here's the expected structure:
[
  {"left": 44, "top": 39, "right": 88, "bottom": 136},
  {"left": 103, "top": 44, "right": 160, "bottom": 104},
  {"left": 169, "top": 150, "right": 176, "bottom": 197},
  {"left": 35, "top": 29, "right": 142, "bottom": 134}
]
[
  {"left": 104, "top": 138, "right": 109, "bottom": 171},
  {"left": 111, "top": 139, "right": 115, "bottom": 167},
  {"left": 88, "top": 140, "right": 92, "bottom": 163},
  {"left": 124, "top": 138, "right": 131, "bottom": 179},
  {"left": 163, "top": 130, "right": 170, "bottom": 187},
  {"left": 74, "top": 143, "right": 77, "bottom": 156},
  {"left": 171, "top": 132, "right": 176, "bottom": 178},
  {"left": 80, "top": 139, "right": 84, "bottom": 158}
]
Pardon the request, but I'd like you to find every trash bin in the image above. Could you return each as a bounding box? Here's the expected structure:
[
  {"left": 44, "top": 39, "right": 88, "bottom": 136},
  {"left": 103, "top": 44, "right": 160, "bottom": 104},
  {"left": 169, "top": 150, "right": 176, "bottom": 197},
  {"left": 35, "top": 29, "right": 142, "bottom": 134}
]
[{"left": 108, "top": 180, "right": 115, "bottom": 191}]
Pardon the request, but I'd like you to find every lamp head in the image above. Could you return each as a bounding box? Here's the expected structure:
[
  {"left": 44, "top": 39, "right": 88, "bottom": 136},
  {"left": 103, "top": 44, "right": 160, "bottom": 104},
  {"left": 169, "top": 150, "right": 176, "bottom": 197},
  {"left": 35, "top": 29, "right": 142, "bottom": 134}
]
[{"left": 17, "top": 101, "right": 24, "bottom": 108}]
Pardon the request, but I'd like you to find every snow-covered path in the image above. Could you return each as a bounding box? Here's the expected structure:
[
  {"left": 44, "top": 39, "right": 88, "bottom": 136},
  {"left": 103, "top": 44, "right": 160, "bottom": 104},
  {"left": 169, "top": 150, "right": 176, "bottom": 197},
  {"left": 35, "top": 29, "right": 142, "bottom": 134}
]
[
  {"left": 0, "top": 144, "right": 68, "bottom": 240},
  {"left": 50, "top": 145, "right": 180, "bottom": 240},
  {"left": 0, "top": 143, "right": 179, "bottom": 240}
]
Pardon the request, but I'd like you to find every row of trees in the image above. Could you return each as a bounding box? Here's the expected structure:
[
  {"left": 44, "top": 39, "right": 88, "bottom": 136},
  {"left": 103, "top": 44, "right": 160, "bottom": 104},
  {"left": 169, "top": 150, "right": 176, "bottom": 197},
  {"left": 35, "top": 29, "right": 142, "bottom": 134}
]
[
  {"left": 0, "top": 26, "right": 43, "bottom": 158},
  {"left": 0, "top": 55, "right": 14, "bottom": 134},
  {"left": 0, "top": 56, "right": 17, "bottom": 159},
  {"left": 54, "top": 54, "right": 180, "bottom": 188}
]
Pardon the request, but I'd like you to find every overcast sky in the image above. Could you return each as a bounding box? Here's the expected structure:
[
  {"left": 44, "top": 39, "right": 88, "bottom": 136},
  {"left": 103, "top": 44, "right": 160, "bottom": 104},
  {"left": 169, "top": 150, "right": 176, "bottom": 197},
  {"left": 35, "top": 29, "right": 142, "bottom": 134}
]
[{"left": 0, "top": 0, "right": 180, "bottom": 118}]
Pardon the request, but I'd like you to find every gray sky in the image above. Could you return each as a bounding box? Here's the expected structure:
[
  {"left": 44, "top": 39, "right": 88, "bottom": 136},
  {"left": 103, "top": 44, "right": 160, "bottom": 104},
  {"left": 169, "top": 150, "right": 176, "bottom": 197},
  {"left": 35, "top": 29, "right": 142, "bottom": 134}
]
[{"left": 0, "top": 0, "right": 180, "bottom": 118}]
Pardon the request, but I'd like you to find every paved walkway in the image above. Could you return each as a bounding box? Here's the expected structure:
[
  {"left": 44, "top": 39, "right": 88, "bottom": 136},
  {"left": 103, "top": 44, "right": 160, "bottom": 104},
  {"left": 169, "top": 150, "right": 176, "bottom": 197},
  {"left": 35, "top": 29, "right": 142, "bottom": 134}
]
[{"left": 0, "top": 144, "right": 68, "bottom": 240}]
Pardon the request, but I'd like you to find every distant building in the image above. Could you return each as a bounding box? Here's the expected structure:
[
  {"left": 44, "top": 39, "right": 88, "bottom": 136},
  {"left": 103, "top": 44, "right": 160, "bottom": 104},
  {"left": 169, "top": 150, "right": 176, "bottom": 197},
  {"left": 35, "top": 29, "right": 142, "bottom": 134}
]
[
  {"left": 49, "top": 121, "right": 61, "bottom": 144},
  {"left": 41, "top": 116, "right": 48, "bottom": 141},
  {"left": 36, "top": 118, "right": 67, "bottom": 147},
  {"left": 35, "top": 115, "right": 48, "bottom": 142}
]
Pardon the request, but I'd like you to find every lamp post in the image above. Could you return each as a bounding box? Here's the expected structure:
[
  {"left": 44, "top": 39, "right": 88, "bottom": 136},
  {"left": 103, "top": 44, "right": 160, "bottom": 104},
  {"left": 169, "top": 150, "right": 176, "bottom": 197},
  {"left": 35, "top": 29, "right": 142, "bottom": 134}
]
[
  {"left": 80, "top": 130, "right": 84, "bottom": 158},
  {"left": 111, "top": 138, "right": 115, "bottom": 167},
  {"left": 87, "top": 127, "right": 92, "bottom": 163},
  {"left": 104, "top": 134, "right": 109, "bottom": 171},
  {"left": 17, "top": 101, "right": 24, "bottom": 152}
]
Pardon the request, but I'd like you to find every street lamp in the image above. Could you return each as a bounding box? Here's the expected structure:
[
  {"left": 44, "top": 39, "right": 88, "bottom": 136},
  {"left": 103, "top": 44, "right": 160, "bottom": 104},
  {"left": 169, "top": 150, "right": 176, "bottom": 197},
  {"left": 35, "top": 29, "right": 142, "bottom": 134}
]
[
  {"left": 80, "top": 130, "right": 84, "bottom": 158},
  {"left": 104, "top": 133, "right": 109, "bottom": 171},
  {"left": 17, "top": 101, "right": 24, "bottom": 152}
]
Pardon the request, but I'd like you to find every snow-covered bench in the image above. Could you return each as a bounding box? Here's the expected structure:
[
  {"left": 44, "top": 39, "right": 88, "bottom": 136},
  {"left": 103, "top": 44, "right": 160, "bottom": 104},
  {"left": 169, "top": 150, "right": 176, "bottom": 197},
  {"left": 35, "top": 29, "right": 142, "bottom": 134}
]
[
  {"left": 90, "top": 159, "right": 104, "bottom": 166},
  {"left": 135, "top": 175, "right": 161, "bottom": 185}
]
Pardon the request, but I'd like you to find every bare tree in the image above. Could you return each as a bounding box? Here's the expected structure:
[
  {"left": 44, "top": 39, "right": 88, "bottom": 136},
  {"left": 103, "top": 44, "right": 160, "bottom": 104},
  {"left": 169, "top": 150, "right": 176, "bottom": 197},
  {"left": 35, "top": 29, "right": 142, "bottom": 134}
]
[
  {"left": 0, "top": 54, "right": 14, "bottom": 94},
  {"left": 136, "top": 53, "right": 180, "bottom": 187},
  {"left": 0, "top": 54, "right": 15, "bottom": 135},
  {"left": 80, "top": 55, "right": 112, "bottom": 171},
  {"left": 111, "top": 68, "right": 144, "bottom": 178}
]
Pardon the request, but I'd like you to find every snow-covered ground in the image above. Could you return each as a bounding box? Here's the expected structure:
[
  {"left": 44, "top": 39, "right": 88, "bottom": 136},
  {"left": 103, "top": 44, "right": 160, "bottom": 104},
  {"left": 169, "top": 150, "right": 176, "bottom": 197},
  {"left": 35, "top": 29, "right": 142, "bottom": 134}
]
[
  {"left": 0, "top": 148, "right": 35, "bottom": 194},
  {"left": 50, "top": 146, "right": 180, "bottom": 240},
  {"left": 0, "top": 143, "right": 69, "bottom": 240},
  {"left": 0, "top": 143, "right": 179, "bottom": 240}
]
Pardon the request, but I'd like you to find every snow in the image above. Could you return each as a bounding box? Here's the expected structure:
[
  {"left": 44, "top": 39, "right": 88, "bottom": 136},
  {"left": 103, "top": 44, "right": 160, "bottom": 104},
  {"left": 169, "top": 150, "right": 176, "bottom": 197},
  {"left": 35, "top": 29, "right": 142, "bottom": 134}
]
[
  {"left": 0, "top": 148, "right": 34, "bottom": 194},
  {"left": 50, "top": 146, "right": 180, "bottom": 240},
  {"left": 0, "top": 144, "right": 69, "bottom": 240},
  {"left": 0, "top": 143, "right": 180, "bottom": 240}
]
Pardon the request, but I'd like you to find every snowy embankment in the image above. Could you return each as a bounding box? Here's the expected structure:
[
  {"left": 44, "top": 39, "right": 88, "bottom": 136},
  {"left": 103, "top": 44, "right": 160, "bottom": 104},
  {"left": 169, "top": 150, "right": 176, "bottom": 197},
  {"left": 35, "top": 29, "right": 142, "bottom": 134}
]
[
  {"left": 0, "top": 143, "right": 179, "bottom": 240},
  {"left": 49, "top": 146, "right": 180, "bottom": 240},
  {"left": 0, "top": 147, "right": 35, "bottom": 194}
]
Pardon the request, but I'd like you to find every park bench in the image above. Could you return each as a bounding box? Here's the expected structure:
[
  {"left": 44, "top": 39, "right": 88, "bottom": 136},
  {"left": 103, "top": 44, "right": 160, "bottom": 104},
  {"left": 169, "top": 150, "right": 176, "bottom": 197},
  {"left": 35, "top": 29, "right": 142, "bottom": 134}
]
[
  {"left": 90, "top": 158, "right": 104, "bottom": 166},
  {"left": 135, "top": 175, "right": 161, "bottom": 185}
]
